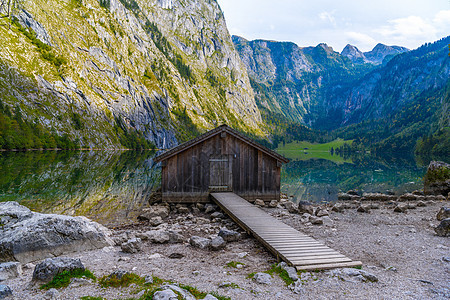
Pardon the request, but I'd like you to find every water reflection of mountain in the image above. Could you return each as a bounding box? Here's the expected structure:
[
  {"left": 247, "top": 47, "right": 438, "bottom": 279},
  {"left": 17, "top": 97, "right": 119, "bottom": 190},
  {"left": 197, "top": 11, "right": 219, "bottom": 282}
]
[
  {"left": 0, "top": 151, "right": 159, "bottom": 226},
  {"left": 281, "top": 154, "right": 429, "bottom": 204}
]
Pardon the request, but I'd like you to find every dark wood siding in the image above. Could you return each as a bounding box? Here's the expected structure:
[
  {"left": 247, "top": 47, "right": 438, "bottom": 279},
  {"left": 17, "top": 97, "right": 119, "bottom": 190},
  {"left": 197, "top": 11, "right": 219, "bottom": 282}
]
[{"left": 160, "top": 131, "right": 282, "bottom": 203}]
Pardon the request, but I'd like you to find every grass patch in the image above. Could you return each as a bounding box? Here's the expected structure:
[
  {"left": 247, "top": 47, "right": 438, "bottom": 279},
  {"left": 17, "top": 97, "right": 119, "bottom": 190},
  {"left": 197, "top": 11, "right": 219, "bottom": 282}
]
[
  {"left": 99, "top": 272, "right": 144, "bottom": 288},
  {"left": 246, "top": 272, "right": 256, "bottom": 279},
  {"left": 225, "top": 261, "right": 244, "bottom": 269},
  {"left": 220, "top": 282, "right": 240, "bottom": 289},
  {"left": 265, "top": 264, "right": 294, "bottom": 286},
  {"left": 40, "top": 269, "right": 96, "bottom": 290},
  {"left": 276, "top": 139, "right": 354, "bottom": 163}
]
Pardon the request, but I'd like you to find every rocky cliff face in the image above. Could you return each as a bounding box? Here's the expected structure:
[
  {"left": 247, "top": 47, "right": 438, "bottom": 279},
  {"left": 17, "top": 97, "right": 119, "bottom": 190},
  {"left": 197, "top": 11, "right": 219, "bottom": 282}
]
[
  {"left": 234, "top": 35, "right": 448, "bottom": 132},
  {"left": 0, "top": 0, "right": 262, "bottom": 149}
]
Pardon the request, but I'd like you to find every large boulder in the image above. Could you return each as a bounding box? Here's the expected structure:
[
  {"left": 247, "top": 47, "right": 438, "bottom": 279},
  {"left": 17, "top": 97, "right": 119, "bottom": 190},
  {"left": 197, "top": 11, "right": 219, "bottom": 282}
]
[
  {"left": 0, "top": 202, "right": 114, "bottom": 263},
  {"left": 32, "top": 258, "right": 84, "bottom": 283},
  {"left": 189, "top": 236, "right": 211, "bottom": 250},
  {"left": 423, "top": 161, "right": 450, "bottom": 196}
]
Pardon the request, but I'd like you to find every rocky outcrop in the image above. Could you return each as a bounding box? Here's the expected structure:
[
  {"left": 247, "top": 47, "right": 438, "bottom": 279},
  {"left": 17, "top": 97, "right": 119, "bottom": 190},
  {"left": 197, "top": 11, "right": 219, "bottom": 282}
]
[
  {"left": 32, "top": 258, "right": 85, "bottom": 283},
  {"left": 341, "top": 44, "right": 367, "bottom": 63},
  {"left": 0, "top": 202, "right": 113, "bottom": 263},
  {"left": 364, "top": 43, "right": 409, "bottom": 65},
  {"left": 424, "top": 161, "right": 450, "bottom": 196}
]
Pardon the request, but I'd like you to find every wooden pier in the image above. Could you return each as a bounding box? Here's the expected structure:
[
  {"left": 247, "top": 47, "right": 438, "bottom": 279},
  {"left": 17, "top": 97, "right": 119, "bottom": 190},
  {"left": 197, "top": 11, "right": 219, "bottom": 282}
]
[{"left": 211, "top": 192, "right": 362, "bottom": 271}]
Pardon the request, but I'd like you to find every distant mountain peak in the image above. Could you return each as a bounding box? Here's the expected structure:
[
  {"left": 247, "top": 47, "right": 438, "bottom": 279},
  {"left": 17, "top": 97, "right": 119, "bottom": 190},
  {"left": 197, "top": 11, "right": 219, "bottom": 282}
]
[
  {"left": 341, "top": 44, "right": 367, "bottom": 63},
  {"left": 364, "top": 43, "right": 409, "bottom": 64}
]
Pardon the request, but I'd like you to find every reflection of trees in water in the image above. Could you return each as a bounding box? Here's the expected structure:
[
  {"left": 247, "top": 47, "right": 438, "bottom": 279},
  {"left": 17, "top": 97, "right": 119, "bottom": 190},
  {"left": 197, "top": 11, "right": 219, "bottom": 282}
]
[
  {"left": 281, "top": 154, "right": 431, "bottom": 203},
  {"left": 0, "top": 150, "right": 159, "bottom": 225}
]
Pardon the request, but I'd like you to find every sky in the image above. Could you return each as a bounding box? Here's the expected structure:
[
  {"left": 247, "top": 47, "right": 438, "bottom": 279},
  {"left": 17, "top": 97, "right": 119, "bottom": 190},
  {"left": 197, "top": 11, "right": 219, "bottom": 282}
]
[{"left": 217, "top": 0, "right": 450, "bottom": 52}]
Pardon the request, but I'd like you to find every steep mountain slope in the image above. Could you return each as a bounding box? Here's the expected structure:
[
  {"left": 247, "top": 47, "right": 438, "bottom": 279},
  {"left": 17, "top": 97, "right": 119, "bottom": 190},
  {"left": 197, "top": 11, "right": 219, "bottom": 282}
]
[
  {"left": 0, "top": 0, "right": 262, "bottom": 149},
  {"left": 323, "top": 36, "right": 449, "bottom": 130},
  {"left": 232, "top": 36, "right": 375, "bottom": 126},
  {"left": 234, "top": 35, "right": 448, "bottom": 140}
]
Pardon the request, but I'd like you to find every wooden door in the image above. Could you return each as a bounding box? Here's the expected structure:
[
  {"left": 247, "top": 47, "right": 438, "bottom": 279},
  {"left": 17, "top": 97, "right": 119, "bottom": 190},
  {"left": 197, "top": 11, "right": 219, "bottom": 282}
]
[{"left": 209, "top": 155, "right": 232, "bottom": 191}]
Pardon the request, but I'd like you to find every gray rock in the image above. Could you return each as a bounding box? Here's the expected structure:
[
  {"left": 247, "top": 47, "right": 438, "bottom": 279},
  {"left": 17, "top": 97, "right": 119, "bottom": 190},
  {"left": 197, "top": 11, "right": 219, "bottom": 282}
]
[
  {"left": 284, "top": 266, "right": 298, "bottom": 281},
  {"left": 437, "top": 207, "right": 450, "bottom": 221},
  {"left": 205, "top": 205, "right": 217, "bottom": 214},
  {"left": 407, "top": 203, "right": 417, "bottom": 209},
  {"left": 161, "top": 284, "right": 196, "bottom": 300},
  {"left": 435, "top": 218, "right": 450, "bottom": 237},
  {"left": 309, "top": 215, "right": 323, "bottom": 225},
  {"left": 144, "top": 231, "right": 170, "bottom": 244},
  {"left": 338, "top": 193, "right": 352, "bottom": 200},
  {"left": 0, "top": 262, "right": 21, "bottom": 281},
  {"left": 177, "top": 207, "right": 190, "bottom": 214},
  {"left": 189, "top": 236, "right": 211, "bottom": 249},
  {"left": 32, "top": 258, "right": 84, "bottom": 283},
  {"left": 253, "top": 272, "right": 272, "bottom": 284},
  {"left": 121, "top": 238, "right": 142, "bottom": 253},
  {"left": 331, "top": 203, "right": 345, "bottom": 213},
  {"left": 398, "top": 193, "right": 417, "bottom": 201},
  {"left": 333, "top": 268, "right": 378, "bottom": 282},
  {"left": 394, "top": 204, "right": 408, "bottom": 213},
  {"left": 0, "top": 202, "right": 113, "bottom": 263},
  {"left": 322, "top": 216, "right": 334, "bottom": 226},
  {"left": 284, "top": 201, "right": 298, "bottom": 214},
  {"left": 218, "top": 229, "right": 241, "bottom": 242},
  {"left": 254, "top": 199, "right": 265, "bottom": 207},
  {"left": 149, "top": 216, "right": 164, "bottom": 227},
  {"left": 210, "top": 236, "right": 226, "bottom": 251},
  {"left": 168, "top": 231, "right": 184, "bottom": 244},
  {"left": 144, "top": 275, "right": 154, "bottom": 284},
  {"left": 268, "top": 200, "right": 278, "bottom": 208},
  {"left": 316, "top": 208, "right": 329, "bottom": 217},
  {"left": 357, "top": 204, "right": 371, "bottom": 213},
  {"left": 203, "top": 294, "right": 218, "bottom": 300},
  {"left": 347, "top": 190, "right": 359, "bottom": 196},
  {"left": 138, "top": 206, "right": 170, "bottom": 221},
  {"left": 417, "top": 201, "right": 427, "bottom": 207},
  {"left": 153, "top": 289, "right": 178, "bottom": 300},
  {"left": 298, "top": 202, "right": 314, "bottom": 215},
  {"left": 288, "top": 280, "right": 302, "bottom": 294},
  {"left": 168, "top": 253, "right": 184, "bottom": 259},
  {"left": 0, "top": 285, "right": 12, "bottom": 299},
  {"left": 106, "top": 269, "right": 129, "bottom": 281},
  {"left": 195, "top": 203, "right": 205, "bottom": 211},
  {"left": 43, "top": 288, "right": 59, "bottom": 300},
  {"left": 210, "top": 212, "right": 224, "bottom": 219},
  {"left": 370, "top": 203, "right": 380, "bottom": 209}
]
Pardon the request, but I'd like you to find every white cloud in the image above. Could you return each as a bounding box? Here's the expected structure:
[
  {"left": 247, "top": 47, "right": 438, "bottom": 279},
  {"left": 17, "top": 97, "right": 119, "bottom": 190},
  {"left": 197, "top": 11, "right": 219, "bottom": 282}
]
[
  {"left": 433, "top": 10, "right": 450, "bottom": 26},
  {"left": 318, "top": 11, "right": 336, "bottom": 27},
  {"left": 375, "top": 15, "right": 437, "bottom": 39},
  {"left": 345, "top": 32, "right": 377, "bottom": 51}
]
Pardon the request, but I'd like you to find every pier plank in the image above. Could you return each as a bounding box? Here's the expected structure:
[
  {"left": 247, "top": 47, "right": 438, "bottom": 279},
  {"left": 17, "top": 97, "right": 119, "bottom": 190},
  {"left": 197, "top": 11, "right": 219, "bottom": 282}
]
[{"left": 211, "top": 192, "right": 362, "bottom": 271}]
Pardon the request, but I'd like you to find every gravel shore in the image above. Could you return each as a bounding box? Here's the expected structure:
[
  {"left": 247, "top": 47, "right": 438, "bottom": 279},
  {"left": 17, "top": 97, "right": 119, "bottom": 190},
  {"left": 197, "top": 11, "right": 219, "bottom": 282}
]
[{"left": 3, "top": 199, "right": 449, "bottom": 300}]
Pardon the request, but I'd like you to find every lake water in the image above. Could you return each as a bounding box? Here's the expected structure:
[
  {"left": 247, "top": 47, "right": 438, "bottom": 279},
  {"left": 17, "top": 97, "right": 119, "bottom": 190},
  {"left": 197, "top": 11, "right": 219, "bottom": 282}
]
[{"left": 0, "top": 150, "right": 441, "bottom": 225}]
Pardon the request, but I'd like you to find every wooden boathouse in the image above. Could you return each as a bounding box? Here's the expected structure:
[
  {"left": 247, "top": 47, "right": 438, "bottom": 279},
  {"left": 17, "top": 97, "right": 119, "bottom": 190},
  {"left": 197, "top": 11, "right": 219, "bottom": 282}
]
[
  {"left": 154, "top": 125, "right": 362, "bottom": 270},
  {"left": 154, "top": 125, "right": 289, "bottom": 203}
]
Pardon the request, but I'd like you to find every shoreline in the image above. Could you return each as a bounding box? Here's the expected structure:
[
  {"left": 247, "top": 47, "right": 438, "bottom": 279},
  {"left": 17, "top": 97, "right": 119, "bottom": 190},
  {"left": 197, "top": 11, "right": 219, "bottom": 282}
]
[{"left": 1, "top": 194, "right": 449, "bottom": 299}]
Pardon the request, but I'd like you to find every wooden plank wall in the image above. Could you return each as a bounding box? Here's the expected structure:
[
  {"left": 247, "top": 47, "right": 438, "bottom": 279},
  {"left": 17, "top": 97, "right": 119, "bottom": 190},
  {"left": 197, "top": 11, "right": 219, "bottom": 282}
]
[{"left": 161, "top": 133, "right": 281, "bottom": 203}]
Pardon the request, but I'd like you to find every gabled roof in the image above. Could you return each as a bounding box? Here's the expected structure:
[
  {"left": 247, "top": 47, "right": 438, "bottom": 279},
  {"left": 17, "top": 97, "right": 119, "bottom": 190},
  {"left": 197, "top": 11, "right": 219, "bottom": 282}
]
[{"left": 154, "top": 125, "right": 289, "bottom": 164}]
